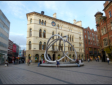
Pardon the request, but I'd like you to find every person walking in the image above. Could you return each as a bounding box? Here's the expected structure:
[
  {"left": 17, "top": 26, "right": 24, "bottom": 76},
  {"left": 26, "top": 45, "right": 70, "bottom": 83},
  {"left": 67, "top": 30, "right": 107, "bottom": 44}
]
[
  {"left": 107, "top": 57, "right": 109, "bottom": 65},
  {"left": 96, "top": 57, "right": 97, "bottom": 62},
  {"left": 98, "top": 57, "right": 99, "bottom": 62},
  {"left": 27, "top": 59, "right": 30, "bottom": 66},
  {"left": 5, "top": 59, "right": 8, "bottom": 67},
  {"left": 88, "top": 58, "right": 89, "bottom": 62}
]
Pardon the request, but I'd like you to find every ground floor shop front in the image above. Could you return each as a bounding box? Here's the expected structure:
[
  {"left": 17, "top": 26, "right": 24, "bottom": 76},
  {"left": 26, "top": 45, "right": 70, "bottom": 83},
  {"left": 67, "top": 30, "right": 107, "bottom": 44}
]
[{"left": 26, "top": 50, "right": 85, "bottom": 63}]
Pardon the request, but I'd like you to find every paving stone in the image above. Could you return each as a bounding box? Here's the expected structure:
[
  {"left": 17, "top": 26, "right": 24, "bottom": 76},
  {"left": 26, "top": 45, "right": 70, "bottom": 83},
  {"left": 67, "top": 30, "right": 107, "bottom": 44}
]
[{"left": 0, "top": 61, "right": 112, "bottom": 84}]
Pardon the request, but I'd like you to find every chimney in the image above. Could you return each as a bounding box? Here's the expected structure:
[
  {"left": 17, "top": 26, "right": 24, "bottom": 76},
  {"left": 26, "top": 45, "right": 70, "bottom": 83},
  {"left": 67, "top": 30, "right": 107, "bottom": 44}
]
[
  {"left": 41, "top": 11, "right": 44, "bottom": 15},
  {"left": 73, "top": 19, "right": 76, "bottom": 24},
  {"left": 53, "top": 13, "right": 56, "bottom": 18}
]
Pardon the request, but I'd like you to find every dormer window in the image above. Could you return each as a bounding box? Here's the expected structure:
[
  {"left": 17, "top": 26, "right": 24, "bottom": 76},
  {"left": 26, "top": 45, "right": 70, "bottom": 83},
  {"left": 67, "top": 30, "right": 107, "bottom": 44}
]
[{"left": 30, "top": 19, "right": 32, "bottom": 24}]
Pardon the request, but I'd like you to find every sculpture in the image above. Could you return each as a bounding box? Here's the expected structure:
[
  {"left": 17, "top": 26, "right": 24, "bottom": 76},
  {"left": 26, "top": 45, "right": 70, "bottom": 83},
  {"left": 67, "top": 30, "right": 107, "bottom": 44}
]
[{"left": 44, "top": 34, "right": 77, "bottom": 63}]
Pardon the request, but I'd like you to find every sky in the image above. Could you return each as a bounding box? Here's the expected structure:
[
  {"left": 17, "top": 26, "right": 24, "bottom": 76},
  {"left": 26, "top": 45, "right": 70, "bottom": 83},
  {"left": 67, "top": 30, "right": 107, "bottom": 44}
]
[{"left": 0, "top": 1, "right": 105, "bottom": 50}]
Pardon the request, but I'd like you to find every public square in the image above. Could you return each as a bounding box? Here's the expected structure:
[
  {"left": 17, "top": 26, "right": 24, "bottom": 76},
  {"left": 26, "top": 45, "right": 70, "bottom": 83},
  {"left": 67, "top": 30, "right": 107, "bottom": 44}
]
[{"left": 0, "top": 61, "right": 112, "bottom": 84}]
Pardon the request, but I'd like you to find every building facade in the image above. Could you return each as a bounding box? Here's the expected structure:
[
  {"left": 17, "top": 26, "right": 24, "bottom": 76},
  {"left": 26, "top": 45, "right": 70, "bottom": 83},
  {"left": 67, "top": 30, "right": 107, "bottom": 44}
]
[
  {"left": 26, "top": 11, "right": 84, "bottom": 63},
  {"left": 95, "top": 1, "right": 112, "bottom": 61},
  {"left": 8, "top": 39, "right": 13, "bottom": 56},
  {"left": 0, "top": 10, "right": 10, "bottom": 64},
  {"left": 83, "top": 27, "right": 100, "bottom": 60}
]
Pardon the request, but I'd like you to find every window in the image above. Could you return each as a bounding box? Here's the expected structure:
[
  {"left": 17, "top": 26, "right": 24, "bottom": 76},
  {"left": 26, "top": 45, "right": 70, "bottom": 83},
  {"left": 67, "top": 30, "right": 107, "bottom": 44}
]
[
  {"left": 68, "top": 35, "right": 69, "bottom": 41},
  {"left": 103, "top": 38, "right": 108, "bottom": 46},
  {"left": 43, "top": 30, "right": 46, "bottom": 38},
  {"left": 79, "top": 43, "right": 81, "bottom": 46},
  {"left": 29, "top": 28, "right": 32, "bottom": 37},
  {"left": 44, "top": 21, "right": 46, "bottom": 26},
  {"left": 30, "top": 19, "right": 32, "bottom": 24},
  {"left": 61, "top": 33, "right": 62, "bottom": 37},
  {"left": 52, "top": 45, "right": 54, "bottom": 50},
  {"left": 85, "top": 35, "right": 86, "bottom": 38},
  {"left": 44, "top": 42, "right": 46, "bottom": 50},
  {"left": 85, "top": 31, "right": 86, "bottom": 33},
  {"left": 72, "top": 36, "right": 73, "bottom": 41},
  {"left": 79, "top": 37, "right": 81, "bottom": 40},
  {"left": 39, "top": 41, "right": 42, "bottom": 50},
  {"left": 57, "top": 24, "right": 59, "bottom": 29},
  {"left": 109, "top": 11, "right": 111, "bottom": 18},
  {"left": 58, "top": 33, "right": 60, "bottom": 38},
  {"left": 39, "top": 29, "right": 42, "bottom": 37},
  {"left": 41, "top": 20, "right": 43, "bottom": 25},
  {"left": 61, "top": 44, "right": 63, "bottom": 51},
  {"left": 70, "top": 35, "right": 71, "bottom": 41},
  {"left": 29, "top": 41, "right": 31, "bottom": 50},
  {"left": 39, "top": 19, "right": 41, "bottom": 24},
  {"left": 52, "top": 31, "right": 54, "bottom": 39}
]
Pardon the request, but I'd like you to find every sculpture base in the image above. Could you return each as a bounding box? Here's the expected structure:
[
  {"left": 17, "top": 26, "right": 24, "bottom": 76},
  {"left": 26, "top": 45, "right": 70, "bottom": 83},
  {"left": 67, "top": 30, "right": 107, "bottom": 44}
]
[{"left": 40, "top": 63, "right": 84, "bottom": 67}]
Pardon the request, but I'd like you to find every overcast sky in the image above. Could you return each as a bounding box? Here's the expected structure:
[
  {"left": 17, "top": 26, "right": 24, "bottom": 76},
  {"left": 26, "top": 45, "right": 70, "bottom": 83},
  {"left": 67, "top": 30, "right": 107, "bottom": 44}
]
[{"left": 0, "top": 1, "right": 105, "bottom": 50}]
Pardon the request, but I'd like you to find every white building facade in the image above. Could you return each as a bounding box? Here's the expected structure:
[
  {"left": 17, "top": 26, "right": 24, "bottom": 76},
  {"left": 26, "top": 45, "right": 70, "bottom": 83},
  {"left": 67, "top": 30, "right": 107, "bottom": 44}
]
[{"left": 26, "top": 11, "right": 84, "bottom": 63}]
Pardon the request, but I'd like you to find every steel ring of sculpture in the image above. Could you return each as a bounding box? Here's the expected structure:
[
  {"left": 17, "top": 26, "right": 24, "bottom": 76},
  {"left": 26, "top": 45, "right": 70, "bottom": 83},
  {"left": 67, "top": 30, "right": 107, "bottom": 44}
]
[{"left": 44, "top": 34, "right": 77, "bottom": 63}]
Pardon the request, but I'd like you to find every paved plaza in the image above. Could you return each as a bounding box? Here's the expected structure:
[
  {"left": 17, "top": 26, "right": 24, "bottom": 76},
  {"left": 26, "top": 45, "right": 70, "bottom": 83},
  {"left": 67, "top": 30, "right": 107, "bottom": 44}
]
[{"left": 0, "top": 61, "right": 112, "bottom": 84}]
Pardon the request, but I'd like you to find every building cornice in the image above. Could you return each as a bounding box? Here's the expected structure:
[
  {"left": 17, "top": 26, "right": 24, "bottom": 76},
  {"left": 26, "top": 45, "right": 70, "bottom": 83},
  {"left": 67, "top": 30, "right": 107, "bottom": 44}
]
[{"left": 26, "top": 12, "right": 84, "bottom": 29}]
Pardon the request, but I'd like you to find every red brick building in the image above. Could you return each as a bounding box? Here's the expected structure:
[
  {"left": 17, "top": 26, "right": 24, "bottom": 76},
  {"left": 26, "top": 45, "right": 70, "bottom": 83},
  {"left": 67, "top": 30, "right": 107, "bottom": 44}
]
[
  {"left": 83, "top": 27, "right": 100, "bottom": 60},
  {"left": 95, "top": 1, "right": 112, "bottom": 61}
]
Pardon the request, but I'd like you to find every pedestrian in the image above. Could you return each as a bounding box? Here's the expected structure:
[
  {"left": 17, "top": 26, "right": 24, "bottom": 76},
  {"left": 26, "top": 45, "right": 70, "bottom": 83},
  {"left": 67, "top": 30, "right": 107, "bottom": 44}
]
[
  {"left": 107, "top": 57, "right": 109, "bottom": 65},
  {"left": 98, "top": 57, "right": 99, "bottom": 62},
  {"left": 19, "top": 59, "right": 21, "bottom": 64},
  {"left": 30, "top": 59, "right": 32, "bottom": 64},
  {"left": 27, "top": 59, "right": 30, "bottom": 66},
  {"left": 40, "top": 60, "right": 42, "bottom": 64},
  {"left": 96, "top": 58, "right": 97, "bottom": 62},
  {"left": 5, "top": 59, "right": 8, "bottom": 67},
  {"left": 88, "top": 58, "right": 89, "bottom": 62},
  {"left": 43, "top": 59, "right": 45, "bottom": 63},
  {"left": 56, "top": 60, "right": 60, "bottom": 67}
]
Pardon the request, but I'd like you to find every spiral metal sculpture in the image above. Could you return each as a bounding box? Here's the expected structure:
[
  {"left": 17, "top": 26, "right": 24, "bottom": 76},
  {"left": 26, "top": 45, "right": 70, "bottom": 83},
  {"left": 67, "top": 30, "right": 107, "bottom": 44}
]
[{"left": 44, "top": 34, "right": 77, "bottom": 63}]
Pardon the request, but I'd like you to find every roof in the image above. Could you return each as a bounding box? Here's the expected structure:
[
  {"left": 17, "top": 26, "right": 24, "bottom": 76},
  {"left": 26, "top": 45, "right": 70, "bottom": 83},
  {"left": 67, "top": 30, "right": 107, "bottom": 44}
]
[
  {"left": 94, "top": 11, "right": 103, "bottom": 17},
  {"left": 26, "top": 11, "right": 84, "bottom": 29},
  {"left": 103, "top": 1, "right": 112, "bottom": 11}
]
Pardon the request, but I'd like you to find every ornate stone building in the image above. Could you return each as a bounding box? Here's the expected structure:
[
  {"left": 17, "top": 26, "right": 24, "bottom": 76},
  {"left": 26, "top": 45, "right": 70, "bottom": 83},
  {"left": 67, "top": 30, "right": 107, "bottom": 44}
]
[{"left": 26, "top": 11, "right": 84, "bottom": 63}]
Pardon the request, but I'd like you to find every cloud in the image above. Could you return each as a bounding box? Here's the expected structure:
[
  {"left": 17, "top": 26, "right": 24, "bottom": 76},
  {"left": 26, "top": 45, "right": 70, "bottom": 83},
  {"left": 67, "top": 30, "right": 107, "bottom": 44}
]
[
  {"left": 9, "top": 32, "right": 26, "bottom": 50},
  {"left": 2, "top": 1, "right": 31, "bottom": 19}
]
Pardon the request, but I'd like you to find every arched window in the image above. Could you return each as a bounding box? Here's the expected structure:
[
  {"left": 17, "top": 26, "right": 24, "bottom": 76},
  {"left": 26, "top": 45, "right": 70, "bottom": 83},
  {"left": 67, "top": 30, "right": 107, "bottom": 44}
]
[
  {"left": 39, "top": 19, "right": 41, "bottom": 24},
  {"left": 52, "top": 45, "right": 54, "bottom": 50},
  {"left": 69, "top": 54, "right": 71, "bottom": 58},
  {"left": 73, "top": 45, "right": 74, "bottom": 51},
  {"left": 43, "top": 30, "right": 46, "bottom": 38},
  {"left": 52, "top": 31, "right": 54, "bottom": 39},
  {"left": 44, "top": 21, "right": 46, "bottom": 26},
  {"left": 61, "top": 33, "right": 62, "bottom": 37},
  {"left": 30, "top": 19, "right": 32, "bottom": 24},
  {"left": 44, "top": 42, "right": 46, "bottom": 50},
  {"left": 70, "top": 35, "right": 71, "bottom": 41},
  {"left": 41, "top": 20, "right": 43, "bottom": 25},
  {"left": 39, "top": 41, "right": 42, "bottom": 50},
  {"left": 61, "top": 44, "right": 63, "bottom": 51},
  {"left": 72, "top": 36, "right": 73, "bottom": 41},
  {"left": 29, "top": 28, "right": 32, "bottom": 37},
  {"left": 58, "top": 33, "right": 60, "bottom": 38},
  {"left": 29, "top": 41, "right": 31, "bottom": 50},
  {"left": 39, "top": 29, "right": 42, "bottom": 37},
  {"left": 68, "top": 45, "right": 69, "bottom": 51}
]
